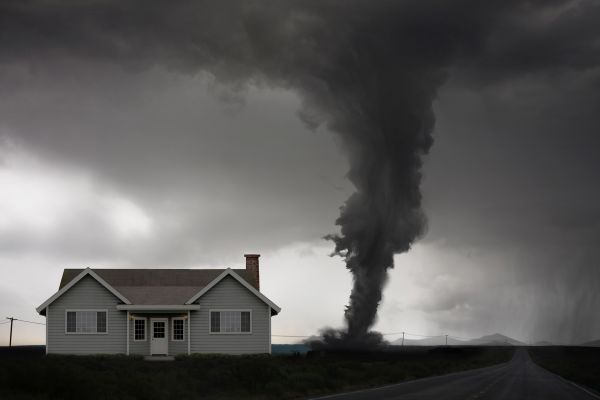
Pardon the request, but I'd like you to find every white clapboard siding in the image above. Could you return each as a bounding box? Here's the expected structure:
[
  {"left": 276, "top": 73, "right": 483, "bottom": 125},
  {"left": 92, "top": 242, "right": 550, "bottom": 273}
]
[{"left": 190, "top": 276, "right": 270, "bottom": 354}]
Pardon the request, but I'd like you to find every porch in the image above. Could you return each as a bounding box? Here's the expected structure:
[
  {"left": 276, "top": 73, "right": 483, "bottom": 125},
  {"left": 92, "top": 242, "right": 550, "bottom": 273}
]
[{"left": 116, "top": 304, "right": 200, "bottom": 356}]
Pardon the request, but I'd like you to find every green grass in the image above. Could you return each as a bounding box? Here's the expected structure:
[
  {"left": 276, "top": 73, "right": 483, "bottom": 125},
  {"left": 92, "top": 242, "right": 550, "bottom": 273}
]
[
  {"left": 0, "top": 346, "right": 514, "bottom": 400},
  {"left": 528, "top": 346, "right": 600, "bottom": 394}
]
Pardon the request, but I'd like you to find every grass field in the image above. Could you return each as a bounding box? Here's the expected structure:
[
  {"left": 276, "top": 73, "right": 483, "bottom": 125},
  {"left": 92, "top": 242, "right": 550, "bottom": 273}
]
[
  {"left": 0, "top": 345, "right": 514, "bottom": 400},
  {"left": 528, "top": 346, "right": 600, "bottom": 394}
]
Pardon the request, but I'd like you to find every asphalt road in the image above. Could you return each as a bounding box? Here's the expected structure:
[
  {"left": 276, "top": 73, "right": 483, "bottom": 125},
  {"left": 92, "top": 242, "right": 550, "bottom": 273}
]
[{"left": 309, "top": 349, "right": 599, "bottom": 400}]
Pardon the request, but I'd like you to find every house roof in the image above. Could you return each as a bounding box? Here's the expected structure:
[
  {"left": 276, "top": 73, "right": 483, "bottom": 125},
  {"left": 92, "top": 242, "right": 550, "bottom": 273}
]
[
  {"left": 58, "top": 268, "right": 259, "bottom": 306},
  {"left": 37, "top": 267, "right": 280, "bottom": 316}
]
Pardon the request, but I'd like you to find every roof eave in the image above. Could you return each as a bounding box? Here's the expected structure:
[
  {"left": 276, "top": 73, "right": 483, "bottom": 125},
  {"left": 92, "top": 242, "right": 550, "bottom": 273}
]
[
  {"left": 36, "top": 268, "right": 131, "bottom": 314},
  {"left": 184, "top": 268, "right": 282, "bottom": 314}
]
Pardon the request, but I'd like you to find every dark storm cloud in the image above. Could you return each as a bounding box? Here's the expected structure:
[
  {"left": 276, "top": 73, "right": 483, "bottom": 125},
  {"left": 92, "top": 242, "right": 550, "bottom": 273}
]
[
  {"left": 422, "top": 69, "right": 600, "bottom": 343},
  {"left": 1, "top": 0, "right": 600, "bottom": 344}
]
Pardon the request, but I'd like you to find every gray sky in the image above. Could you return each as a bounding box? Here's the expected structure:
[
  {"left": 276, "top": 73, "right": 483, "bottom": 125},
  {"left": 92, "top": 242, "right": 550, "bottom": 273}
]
[{"left": 1, "top": 0, "right": 600, "bottom": 345}]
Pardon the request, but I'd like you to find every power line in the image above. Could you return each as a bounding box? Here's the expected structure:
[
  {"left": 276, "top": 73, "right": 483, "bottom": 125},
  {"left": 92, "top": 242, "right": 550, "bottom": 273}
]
[
  {"left": 272, "top": 335, "right": 312, "bottom": 338},
  {"left": 272, "top": 331, "right": 464, "bottom": 340},
  {"left": 384, "top": 332, "right": 444, "bottom": 338},
  {"left": 13, "top": 318, "right": 46, "bottom": 326},
  {"left": 4, "top": 317, "right": 46, "bottom": 348},
  {"left": 2, "top": 317, "right": 478, "bottom": 343}
]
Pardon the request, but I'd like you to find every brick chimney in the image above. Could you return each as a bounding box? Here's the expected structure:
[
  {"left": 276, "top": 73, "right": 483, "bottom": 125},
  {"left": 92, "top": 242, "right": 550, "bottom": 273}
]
[{"left": 244, "top": 254, "right": 260, "bottom": 290}]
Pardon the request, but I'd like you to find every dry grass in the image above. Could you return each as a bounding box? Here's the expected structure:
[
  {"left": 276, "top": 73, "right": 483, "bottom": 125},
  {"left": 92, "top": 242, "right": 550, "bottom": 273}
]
[{"left": 0, "top": 345, "right": 514, "bottom": 399}]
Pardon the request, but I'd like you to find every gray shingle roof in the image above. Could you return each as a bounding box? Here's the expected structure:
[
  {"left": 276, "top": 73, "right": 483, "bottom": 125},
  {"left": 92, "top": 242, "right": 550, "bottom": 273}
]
[{"left": 59, "top": 268, "right": 257, "bottom": 305}]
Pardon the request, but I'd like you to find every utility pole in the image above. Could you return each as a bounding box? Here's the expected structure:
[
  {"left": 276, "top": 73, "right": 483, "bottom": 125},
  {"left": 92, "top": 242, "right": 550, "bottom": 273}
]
[
  {"left": 6, "top": 317, "right": 14, "bottom": 348},
  {"left": 445, "top": 334, "right": 448, "bottom": 346},
  {"left": 402, "top": 332, "right": 405, "bottom": 346}
]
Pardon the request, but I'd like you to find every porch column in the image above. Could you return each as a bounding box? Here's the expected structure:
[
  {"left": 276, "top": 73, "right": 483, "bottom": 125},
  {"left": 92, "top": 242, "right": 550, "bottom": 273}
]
[
  {"left": 126, "top": 311, "right": 130, "bottom": 356},
  {"left": 187, "top": 310, "right": 191, "bottom": 355}
]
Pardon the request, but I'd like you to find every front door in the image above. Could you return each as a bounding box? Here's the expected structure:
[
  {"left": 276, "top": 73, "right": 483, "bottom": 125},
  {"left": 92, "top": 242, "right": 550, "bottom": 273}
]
[{"left": 150, "top": 318, "right": 168, "bottom": 355}]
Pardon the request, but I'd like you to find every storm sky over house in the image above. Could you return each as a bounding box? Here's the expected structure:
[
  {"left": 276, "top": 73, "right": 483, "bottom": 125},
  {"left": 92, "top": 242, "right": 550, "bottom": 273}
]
[{"left": 1, "top": 0, "right": 600, "bottom": 345}]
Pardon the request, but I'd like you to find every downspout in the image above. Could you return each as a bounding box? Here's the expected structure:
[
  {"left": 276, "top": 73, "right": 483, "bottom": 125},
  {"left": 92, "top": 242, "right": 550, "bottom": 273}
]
[
  {"left": 46, "top": 305, "right": 49, "bottom": 355},
  {"left": 187, "top": 310, "right": 191, "bottom": 355},
  {"left": 126, "top": 311, "right": 130, "bottom": 356},
  {"left": 268, "top": 305, "right": 271, "bottom": 354}
]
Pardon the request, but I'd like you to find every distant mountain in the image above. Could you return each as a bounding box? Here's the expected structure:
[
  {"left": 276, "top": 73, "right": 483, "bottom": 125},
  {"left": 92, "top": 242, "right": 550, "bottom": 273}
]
[
  {"left": 392, "top": 336, "right": 464, "bottom": 346},
  {"left": 534, "top": 341, "right": 554, "bottom": 346},
  {"left": 468, "top": 333, "right": 526, "bottom": 346},
  {"left": 391, "top": 333, "right": 525, "bottom": 346},
  {"left": 580, "top": 339, "right": 600, "bottom": 347}
]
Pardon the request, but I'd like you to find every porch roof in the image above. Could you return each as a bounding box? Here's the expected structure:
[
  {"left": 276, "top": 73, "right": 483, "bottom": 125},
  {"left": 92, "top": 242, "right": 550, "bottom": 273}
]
[{"left": 116, "top": 304, "right": 201, "bottom": 311}]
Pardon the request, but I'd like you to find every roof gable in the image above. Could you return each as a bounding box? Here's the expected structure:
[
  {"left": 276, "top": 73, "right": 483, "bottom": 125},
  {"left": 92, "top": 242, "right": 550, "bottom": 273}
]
[
  {"left": 59, "top": 268, "right": 258, "bottom": 289},
  {"left": 36, "top": 268, "right": 131, "bottom": 314},
  {"left": 57, "top": 268, "right": 259, "bottom": 305},
  {"left": 185, "top": 268, "right": 281, "bottom": 315},
  {"left": 38, "top": 267, "right": 280, "bottom": 313}
]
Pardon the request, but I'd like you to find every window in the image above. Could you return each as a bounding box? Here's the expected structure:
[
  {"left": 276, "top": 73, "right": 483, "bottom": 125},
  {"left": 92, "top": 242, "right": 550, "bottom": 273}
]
[
  {"left": 65, "top": 310, "right": 107, "bottom": 334},
  {"left": 210, "top": 310, "right": 251, "bottom": 334},
  {"left": 134, "top": 318, "right": 146, "bottom": 341},
  {"left": 172, "top": 318, "right": 184, "bottom": 341}
]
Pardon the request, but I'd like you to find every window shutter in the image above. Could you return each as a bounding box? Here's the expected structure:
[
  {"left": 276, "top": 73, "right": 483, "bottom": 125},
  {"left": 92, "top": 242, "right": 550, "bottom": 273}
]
[
  {"left": 241, "top": 312, "right": 251, "bottom": 332},
  {"left": 66, "top": 311, "right": 76, "bottom": 332},
  {"left": 210, "top": 311, "right": 220, "bottom": 332},
  {"left": 96, "top": 311, "right": 107, "bottom": 333}
]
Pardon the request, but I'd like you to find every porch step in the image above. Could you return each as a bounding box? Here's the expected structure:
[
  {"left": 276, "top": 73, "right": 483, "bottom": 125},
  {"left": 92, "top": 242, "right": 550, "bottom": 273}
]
[{"left": 144, "top": 355, "right": 175, "bottom": 361}]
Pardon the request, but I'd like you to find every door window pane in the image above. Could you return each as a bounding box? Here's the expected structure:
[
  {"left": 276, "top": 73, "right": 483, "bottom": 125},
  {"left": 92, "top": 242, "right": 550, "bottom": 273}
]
[{"left": 153, "top": 322, "right": 165, "bottom": 338}]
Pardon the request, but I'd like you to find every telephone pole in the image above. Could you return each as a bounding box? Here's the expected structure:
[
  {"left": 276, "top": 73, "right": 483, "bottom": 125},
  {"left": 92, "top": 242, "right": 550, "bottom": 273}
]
[
  {"left": 445, "top": 334, "right": 448, "bottom": 346},
  {"left": 6, "top": 317, "right": 14, "bottom": 348},
  {"left": 402, "top": 332, "right": 405, "bottom": 346}
]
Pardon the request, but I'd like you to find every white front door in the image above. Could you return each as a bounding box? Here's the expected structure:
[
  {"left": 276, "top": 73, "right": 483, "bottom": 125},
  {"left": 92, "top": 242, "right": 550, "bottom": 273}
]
[{"left": 150, "top": 318, "right": 168, "bottom": 355}]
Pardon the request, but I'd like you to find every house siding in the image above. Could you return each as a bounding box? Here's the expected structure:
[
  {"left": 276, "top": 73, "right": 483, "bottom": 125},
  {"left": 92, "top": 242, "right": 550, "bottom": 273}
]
[
  {"left": 47, "top": 275, "right": 126, "bottom": 354},
  {"left": 191, "top": 276, "right": 270, "bottom": 354}
]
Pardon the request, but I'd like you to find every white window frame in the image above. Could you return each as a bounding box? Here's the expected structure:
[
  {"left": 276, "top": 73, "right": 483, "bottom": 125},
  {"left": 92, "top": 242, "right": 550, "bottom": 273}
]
[
  {"left": 208, "top": 309, "right": 252, "bottom": 335},
  {"left": 133, "top": 317, "right": 147, "bottom": 342},
  {"left": 171, "top": 318, "right": 185, "bottom": 341},
  {"left": 64, "top": 309, "right": 109, "bottom": 335}
]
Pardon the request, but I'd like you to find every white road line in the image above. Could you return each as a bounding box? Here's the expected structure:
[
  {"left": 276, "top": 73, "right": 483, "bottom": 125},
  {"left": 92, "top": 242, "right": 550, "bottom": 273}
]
[{"left": 545, "top": 369, "right": 600, "bottom": 400}]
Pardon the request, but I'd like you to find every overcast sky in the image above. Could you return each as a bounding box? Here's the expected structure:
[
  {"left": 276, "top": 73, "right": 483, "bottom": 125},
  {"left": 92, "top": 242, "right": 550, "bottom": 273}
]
[{"left": 1, "top": 0, "right": 600, "bottom": 346}]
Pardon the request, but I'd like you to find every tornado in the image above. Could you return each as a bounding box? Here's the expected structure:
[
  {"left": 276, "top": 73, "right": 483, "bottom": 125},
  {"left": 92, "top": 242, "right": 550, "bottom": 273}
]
[{"left": 1, "top": 0, "right": 588, "bottom": 348}]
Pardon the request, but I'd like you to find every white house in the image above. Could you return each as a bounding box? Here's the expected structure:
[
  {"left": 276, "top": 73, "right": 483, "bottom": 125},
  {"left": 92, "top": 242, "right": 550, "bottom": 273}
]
[{"left": 36, "top": 254, "right": 281, "bottom": 356}]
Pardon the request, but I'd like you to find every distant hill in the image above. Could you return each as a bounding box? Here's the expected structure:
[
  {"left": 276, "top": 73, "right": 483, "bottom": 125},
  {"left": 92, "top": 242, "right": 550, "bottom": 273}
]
[
  {"left": 580, "top": 339, "right": 600, "bottom": 347},
  {"left": 534, "top": 341, "right": 554, "bottom": 346},
  {"left": 392, "top": 336, "right": 464, "bottom": 346},
  {"left": 392, "top": 333, "right": 525, "bottom": 346},
  {"left": 468, "top": 333, "right": 525, "bottom": 346}
]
